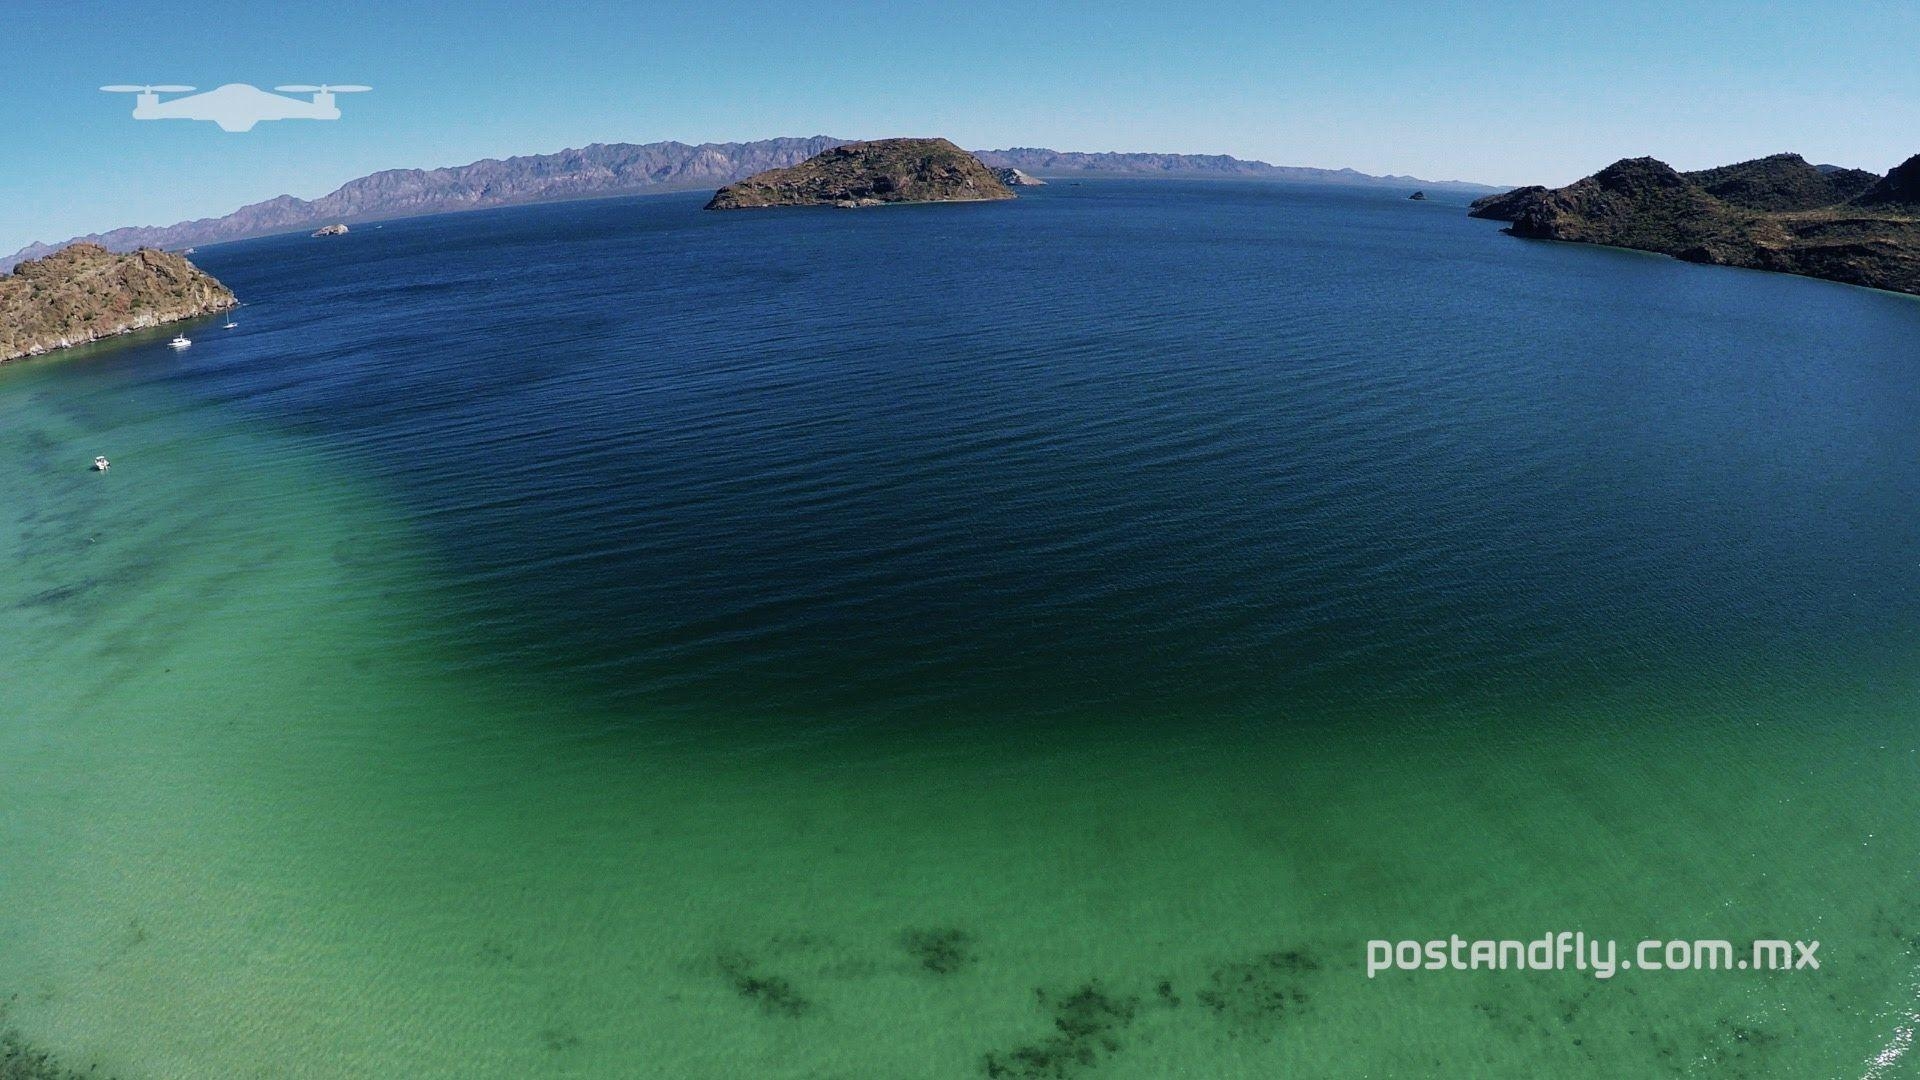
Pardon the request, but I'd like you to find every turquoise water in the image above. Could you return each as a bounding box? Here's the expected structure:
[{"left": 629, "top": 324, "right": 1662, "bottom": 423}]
[{"left": 3, "top": 182, "right": 1919, "bottom": 1077}]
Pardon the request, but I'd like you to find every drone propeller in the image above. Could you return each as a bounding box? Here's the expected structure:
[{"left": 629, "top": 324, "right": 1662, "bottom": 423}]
[
  {"left": 274, "top": 84, "right": 371, "bottom": 94},
  {"left": 101, "top": 85, "right": 196, "bottom": 93}
]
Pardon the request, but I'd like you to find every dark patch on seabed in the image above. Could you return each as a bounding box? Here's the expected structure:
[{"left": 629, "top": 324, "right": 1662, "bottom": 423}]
[
  {"left": 984, "top": 983, "right": 1141, "bottom": 1079},
  {"left": 1470, "top": 976, "right": 1792, "bottom": 1077},
  {"left": 716, "top": 951, "right": 811, "bottom": 1018},
  {"left": 11, "top": 580, "right": 97, "bottom": 612},
  {"left": 902, "top": 928, "right": 975, "bottom": 975},
  {"left": 0, "top": 1033, "right": 105, "bottom": 1080},
  {"left": 976, "top": 946, "right": 1323, "bottom": 1077},
  {"left": 1195, "top": 948, "right": 1318, "bottom": 1037},
  {"left": 1, "top": 999, "right": 113, "bottom": 1080}
]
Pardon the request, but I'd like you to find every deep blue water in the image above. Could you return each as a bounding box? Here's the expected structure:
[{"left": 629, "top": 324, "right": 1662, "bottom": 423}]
[{"left": 157, "top": 181, "right": 1920, "bottom": 732}]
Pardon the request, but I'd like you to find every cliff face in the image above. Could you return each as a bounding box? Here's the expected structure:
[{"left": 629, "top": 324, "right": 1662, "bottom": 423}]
[
  {"left": 0, "top": 244, "right": 236, "bottom": 362},
  {"left": 1469, "top": 153, "right": 1920, "bottom": 296},
  {"left": 705, "top": 139, "right": 1016, "bottom": 209}
]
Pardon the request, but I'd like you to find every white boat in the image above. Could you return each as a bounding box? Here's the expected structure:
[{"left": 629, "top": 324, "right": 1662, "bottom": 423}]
[
  {"left": 169, "top": 334, "right": 191, "bottom": 349},
  {"left": 223, "top": 319, "right": 238, "bottom": 329},
  {"left": 92, "top": 456, "right": 110, "bottom": 472}
]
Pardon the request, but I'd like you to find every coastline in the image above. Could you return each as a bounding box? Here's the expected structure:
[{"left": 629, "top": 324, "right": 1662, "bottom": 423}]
[
  {"left": 1468, "top": 155, "right": 1920, "bottom": 298},
  {"left": 1476, "top": 220, "right": 1920, "bottom": 300},
  {"left": 0, "top": 303, "right": 236, "bottom": 366},
  {"left": 0, "top": 245, "right": 236, "bottom": 365}
]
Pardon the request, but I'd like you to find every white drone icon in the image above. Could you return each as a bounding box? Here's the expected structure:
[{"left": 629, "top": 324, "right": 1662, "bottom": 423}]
[{"left": 100, "top": 83, "right": 370, "bottom": 132}]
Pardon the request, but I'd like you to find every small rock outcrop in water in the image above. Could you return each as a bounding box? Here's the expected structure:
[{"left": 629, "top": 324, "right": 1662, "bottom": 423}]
[
  {"left": 0, "top": 243, "right": 236, "bottom": 363},
  {"left": 994, "top": 167, "right": 1047, "bottom": 187},
  {"left": 1469, "top": 152, "right": 1920, "bottom": 295},
  {"left": 705, "top": 138, "right": 1016, "bottom": 209},
  {"left": 1408, "top": 190, "right": 1426, "bottom": 200},
  {"left": 311, "top": 223, "right": 349, "bottom": 236}
]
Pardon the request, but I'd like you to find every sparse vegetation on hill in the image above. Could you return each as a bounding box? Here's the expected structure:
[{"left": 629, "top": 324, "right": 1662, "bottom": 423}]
[
  {"left": 705, "top": 139, "right": 1015, "bottom": 209},
  {"left": 1470, "top": 152, "right": 1920, "bottom": 295},
  {"left": 1, "top": 243, "right": 236, "bottom": 362}
]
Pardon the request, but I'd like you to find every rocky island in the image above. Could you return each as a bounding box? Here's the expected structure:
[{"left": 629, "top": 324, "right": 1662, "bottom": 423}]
[
  {"left": 705, "top": 138, "right": 1015, "bottom": 210},
  {"left": 1470, "top": 152, "right": 1920, "bottom": 295},
  {"left": 1, "top": 243, "right": 236, "bottom": 363},
  {"left": 312, "top": 223, "right": 349, "bottom": 236}
]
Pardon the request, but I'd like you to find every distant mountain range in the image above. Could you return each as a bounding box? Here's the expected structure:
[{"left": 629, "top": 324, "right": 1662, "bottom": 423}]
[
  {"left": 971, "top": 148, "right": 1496, "bottom": 194},
  {"left": 4, "top": 138, "right": 1501, "bottom": 270}
]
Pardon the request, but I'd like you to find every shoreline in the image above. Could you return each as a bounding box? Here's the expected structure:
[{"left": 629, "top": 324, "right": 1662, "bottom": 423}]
[
  {"left": 1486, "top": 224, "right": 1920, "bottom": 300},
  {"left": 1, "top": 245, "right": 237, "bottom": 365},
  {"left": 1, "top": 302, "right": 236, "bottom": 366}
]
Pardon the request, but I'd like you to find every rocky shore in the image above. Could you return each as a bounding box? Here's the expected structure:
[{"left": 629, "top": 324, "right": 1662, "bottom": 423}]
[
  {"left": 1470, "top": 152, "right": 1920, "bottom": 296},
  {"left": 1, "top": 243, "right": 236, "bottom": 363}
]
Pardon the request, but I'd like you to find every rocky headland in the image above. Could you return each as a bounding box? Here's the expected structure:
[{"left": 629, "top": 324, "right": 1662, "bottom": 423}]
[
  {"left": 705, "top": 138, "right": 1016, "bottom": 209},
  {"left": 0, "top": 244, "right": 236, "bottom": 363},
  {"left": 1470, "top": 152, "right": 1920, "bottom": 295}
]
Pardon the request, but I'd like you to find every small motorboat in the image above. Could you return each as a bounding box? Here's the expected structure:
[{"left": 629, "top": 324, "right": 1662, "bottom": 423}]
[
  {"left": 223, "top": 319, "right": 238, "bottom": 329},
  {"left": 169, "top": 334, "right": 191, "bottom": 349},
  {"left": 92, "top": 456, "right": 110, "bottom": 472}
]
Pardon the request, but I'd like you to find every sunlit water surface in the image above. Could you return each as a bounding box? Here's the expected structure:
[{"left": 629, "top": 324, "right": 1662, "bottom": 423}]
[{"left": 3, "top": 182, "right": 1918, "bottom": 1078}]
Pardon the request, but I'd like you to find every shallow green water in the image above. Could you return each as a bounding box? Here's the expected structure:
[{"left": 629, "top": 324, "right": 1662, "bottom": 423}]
[{"left": 4, "top": 184, "right": 1919, "bottom": 1077}]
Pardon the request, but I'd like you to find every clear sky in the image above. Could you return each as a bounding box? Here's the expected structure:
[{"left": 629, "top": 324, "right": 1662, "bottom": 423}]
[{"left": 5, "top": 0, "right": 1920, "bottom": 257}]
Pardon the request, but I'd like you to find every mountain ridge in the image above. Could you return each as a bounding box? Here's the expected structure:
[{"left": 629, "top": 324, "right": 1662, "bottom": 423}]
[
  {"left": 972, "top": 147, "right": 1495, "bottom": 193},
  {"left": 8, "top": 138, "right": 1500, "bottom": 269}
]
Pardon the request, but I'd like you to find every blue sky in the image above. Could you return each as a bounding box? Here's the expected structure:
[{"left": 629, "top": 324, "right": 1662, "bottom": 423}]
[{"left": 5, "top": 0, "right": 1920, "bottom": 256}]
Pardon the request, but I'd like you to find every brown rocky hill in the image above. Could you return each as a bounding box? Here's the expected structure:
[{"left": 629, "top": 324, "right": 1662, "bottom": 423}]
[
  {"left": 705, "top": 139, "right": 1016, "bottom": 209},
  {"left": 1, "top": 244, "right": 236, "bottom": 362},
  {"left": 1469, "top": 153, "right": 1920, "bottom": 296}
]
